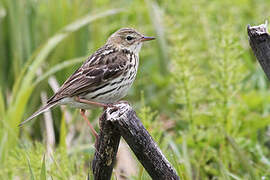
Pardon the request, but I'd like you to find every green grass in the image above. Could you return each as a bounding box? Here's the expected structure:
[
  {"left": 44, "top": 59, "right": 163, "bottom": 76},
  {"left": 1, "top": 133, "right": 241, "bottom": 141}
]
[{"left": 1, "top": 0, "right": 270, "bottom": 179}]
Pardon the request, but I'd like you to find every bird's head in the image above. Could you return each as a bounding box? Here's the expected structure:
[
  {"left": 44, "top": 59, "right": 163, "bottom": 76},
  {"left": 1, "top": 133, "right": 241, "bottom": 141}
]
[{"left": 106, "top": 28, "right": 155, "bottom": 54}]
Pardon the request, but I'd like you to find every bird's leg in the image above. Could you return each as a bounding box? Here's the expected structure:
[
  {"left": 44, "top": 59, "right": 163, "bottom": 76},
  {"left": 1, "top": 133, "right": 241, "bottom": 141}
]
[
  {"left": 80, "top": 109, "right": 98, "bottom": 139},
  {"left": 75, "top": 96, "right": 113, "bottom": 109}
]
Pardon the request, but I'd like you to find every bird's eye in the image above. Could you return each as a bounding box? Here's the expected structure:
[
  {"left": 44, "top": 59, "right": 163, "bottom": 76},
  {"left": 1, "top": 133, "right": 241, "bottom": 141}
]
[{"left": 126, "top": 36, "right": 134, "bottom": 41}]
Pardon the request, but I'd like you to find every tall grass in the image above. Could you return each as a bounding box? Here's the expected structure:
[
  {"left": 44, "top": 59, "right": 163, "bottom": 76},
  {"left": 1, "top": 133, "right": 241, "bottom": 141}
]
[{"left": 1, "top": 0, "right": 270, "bottom": 179}]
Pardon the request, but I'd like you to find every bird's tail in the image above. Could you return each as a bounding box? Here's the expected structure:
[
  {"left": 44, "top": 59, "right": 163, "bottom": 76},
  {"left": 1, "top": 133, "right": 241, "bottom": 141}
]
[{"left": 19, "top": 101, "right": 58, "bottom": 127}]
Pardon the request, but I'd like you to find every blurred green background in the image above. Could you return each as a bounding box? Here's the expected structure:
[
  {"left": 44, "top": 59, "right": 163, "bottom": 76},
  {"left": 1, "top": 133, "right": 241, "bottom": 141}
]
[{"left": 1, "top": 0, "right": 270, "bottom": 179}]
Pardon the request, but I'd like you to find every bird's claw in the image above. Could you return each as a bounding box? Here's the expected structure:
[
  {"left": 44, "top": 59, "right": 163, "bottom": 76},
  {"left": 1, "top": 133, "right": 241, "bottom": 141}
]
[{"left": 103, "top": 103, "right": 119, "bottom": 111}]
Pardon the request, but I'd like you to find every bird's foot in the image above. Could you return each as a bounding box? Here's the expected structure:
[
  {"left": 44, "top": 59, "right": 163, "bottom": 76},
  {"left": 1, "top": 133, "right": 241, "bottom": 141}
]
[
  {"left": 104, "top": 101, "right": 129, "bottom": 111},
  {"left": 103, "top": 103, "right": 119, "bottom": 111}
]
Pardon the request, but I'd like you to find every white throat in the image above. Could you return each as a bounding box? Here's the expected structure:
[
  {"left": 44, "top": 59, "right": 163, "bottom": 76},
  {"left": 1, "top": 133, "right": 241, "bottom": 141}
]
[
  {"left": 128, "top": 43, "right": 142, "bottom": 54},
  {"left": 118, "top": 42, "right": 142, "bottom": 55}
]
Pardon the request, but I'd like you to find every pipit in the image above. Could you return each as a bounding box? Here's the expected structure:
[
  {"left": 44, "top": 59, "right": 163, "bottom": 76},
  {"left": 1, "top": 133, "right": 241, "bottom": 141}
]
[{"left": 20, "top": 28, "right": 155, "bottom": 138}]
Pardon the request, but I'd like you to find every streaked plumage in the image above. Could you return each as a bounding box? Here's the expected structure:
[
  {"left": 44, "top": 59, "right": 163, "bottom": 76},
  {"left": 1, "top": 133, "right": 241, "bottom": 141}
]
[{"left": 20, "top": 28, "right": 155, "bottom": 126}]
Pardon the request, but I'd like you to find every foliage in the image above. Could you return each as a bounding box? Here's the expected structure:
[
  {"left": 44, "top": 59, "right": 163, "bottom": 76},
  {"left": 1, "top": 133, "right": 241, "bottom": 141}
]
[{"left": 1, "top": 0, "right": 270, "bottom": 179}]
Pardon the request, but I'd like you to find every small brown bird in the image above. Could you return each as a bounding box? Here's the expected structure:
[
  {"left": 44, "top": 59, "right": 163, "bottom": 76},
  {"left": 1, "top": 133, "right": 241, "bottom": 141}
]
[{"left": 20, "top": 28, "right": 155, "bottom": 137}]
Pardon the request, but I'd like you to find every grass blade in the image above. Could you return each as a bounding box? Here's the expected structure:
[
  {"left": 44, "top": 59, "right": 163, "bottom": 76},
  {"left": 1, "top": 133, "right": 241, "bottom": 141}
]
[
  {"left": 59, "top": 111, "right": 67, "bottom": 154},
  {"left": 226, "top": 135, "right": 258, "bottom": 180},
  {"left": 146, "top": 0, "right": 168, "bottom": 74},
  {"left": 0, "top": 87, "right": 5, "bottom": 118},
  {"left": 27, "top": 158, "right": 36, "bottom": 180},
  {"left": 34, "top": 56, "right": 86, "bottom": 86},
  {"left": 40, "top": 155, "right": 46, "bottom": 180}
]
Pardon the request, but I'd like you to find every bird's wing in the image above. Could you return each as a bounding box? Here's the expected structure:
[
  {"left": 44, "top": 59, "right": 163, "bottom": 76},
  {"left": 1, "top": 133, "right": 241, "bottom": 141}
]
[{"left": 47, "top": 49, "right": 129, "bottom": 103}]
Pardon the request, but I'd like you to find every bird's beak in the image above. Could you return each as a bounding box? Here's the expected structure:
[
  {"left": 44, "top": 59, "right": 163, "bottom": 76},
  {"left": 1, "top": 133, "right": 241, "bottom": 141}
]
[{"left": 141, "top": 36, "right": 155, "bottom": 42}]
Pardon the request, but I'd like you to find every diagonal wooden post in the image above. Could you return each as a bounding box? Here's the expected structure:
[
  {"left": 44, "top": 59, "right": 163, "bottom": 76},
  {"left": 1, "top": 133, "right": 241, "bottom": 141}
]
[
  {"left": 92, "top": 102, "right": 180, "bottom": 180},
  {"left": 247, "top": 21, "right": 270, "bottom": 80}
]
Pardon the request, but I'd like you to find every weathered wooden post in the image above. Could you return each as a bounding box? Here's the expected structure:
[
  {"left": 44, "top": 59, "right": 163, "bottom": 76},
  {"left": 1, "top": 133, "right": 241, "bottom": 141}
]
[
  {"left": 92, "top": 102, "right": 180, "bottom": 180},
  {"left": 248, "top": 21, "right": 270, "bottom": 79}
]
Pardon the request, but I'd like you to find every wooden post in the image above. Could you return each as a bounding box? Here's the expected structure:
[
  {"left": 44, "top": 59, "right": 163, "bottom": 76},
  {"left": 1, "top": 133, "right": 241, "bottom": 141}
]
[
  {"left": 92, "top": 102, "right": 180, "bottom": 180},
  {"left": 92, "top": 111, "right": 121, "bottom": 180},
  {"left": 247, "top": 21, "right": 270, "bottom": 80}
]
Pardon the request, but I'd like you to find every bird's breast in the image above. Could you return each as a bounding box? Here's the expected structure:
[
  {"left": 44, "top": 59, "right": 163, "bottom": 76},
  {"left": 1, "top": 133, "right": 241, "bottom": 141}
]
[{"left": 83, "top": 53, "right": 139, "bottom": 104}]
